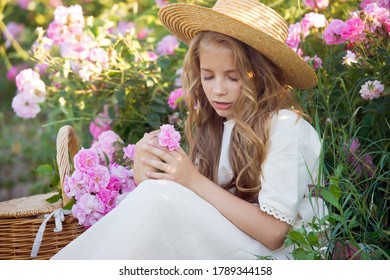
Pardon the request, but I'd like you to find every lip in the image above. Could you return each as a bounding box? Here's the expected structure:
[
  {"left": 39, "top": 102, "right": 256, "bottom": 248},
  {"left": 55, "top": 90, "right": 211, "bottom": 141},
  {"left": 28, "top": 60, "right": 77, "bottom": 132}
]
[{"left": 213, "top": 101, "right": 232, "bottom": 110}]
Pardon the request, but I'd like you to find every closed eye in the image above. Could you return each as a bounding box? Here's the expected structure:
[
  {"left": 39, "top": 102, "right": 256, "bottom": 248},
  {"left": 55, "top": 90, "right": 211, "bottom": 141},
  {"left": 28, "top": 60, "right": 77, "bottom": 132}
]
[{"left": 202, "top": 76, "right": 214, "bottom": 81}]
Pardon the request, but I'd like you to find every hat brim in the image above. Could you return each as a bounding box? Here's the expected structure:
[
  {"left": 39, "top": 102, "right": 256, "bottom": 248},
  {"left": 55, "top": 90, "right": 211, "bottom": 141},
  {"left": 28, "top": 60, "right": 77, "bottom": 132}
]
[{"left": 159, "top": 4, "right": 317, "bottom": 90}]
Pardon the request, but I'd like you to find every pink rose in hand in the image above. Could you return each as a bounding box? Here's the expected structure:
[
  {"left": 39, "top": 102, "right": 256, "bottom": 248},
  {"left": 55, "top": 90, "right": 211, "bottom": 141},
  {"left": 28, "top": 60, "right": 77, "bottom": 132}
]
[{"left": 158, "top": 124, "right": 181, "bottom": 151}]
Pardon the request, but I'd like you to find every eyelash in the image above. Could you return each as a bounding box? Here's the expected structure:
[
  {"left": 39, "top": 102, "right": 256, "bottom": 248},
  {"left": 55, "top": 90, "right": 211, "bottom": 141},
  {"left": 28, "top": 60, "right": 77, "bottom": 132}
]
[{"left": 202, "top": 76, "right": 238, "bottom": 82}]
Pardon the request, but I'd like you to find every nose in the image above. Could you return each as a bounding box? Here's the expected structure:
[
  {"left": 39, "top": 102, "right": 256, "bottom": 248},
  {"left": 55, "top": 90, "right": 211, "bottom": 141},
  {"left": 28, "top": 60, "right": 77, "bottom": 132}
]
[{"left": 212, "top": 78, "right": 227, "bottom": 95}]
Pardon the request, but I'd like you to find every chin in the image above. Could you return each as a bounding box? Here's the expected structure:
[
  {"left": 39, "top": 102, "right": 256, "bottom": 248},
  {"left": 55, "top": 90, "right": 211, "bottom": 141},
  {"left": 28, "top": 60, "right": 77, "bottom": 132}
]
[{"left": 216, "top": 111, "right": 233, "bottom": 119}]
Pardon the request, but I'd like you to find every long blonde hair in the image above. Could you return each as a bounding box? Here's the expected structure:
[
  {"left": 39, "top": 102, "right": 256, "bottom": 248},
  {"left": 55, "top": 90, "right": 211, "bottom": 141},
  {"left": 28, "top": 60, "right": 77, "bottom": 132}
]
[{"left": 182, "top": 31, "right": 303, "bottom": 202}]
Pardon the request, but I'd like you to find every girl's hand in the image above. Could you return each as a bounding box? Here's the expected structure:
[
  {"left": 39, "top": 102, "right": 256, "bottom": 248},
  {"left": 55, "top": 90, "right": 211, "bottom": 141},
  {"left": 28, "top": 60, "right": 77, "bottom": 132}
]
[
  {"left": 140, "top": 142, "right": 201, "bottom": 190},
  {"left": 133, "top": 130, "right": 160, "bottom": 185}
]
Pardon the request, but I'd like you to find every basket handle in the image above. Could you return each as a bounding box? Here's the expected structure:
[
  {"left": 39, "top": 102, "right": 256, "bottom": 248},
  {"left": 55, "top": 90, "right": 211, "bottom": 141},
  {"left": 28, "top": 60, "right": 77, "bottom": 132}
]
[{"left": 56, "top": 125, "right": 79, "bottom": 206}]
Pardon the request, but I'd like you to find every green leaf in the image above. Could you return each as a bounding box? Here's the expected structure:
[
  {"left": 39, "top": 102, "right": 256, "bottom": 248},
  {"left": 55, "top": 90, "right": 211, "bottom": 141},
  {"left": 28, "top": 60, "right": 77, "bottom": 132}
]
[
  {"left": 157, "top": 56, "right": 171, "bottom": 68},
  {"left": 378, "top": 153, "right": 389, "bottom": 169},
  {"left": 335, "top": 164, "right": 343, "bottom": 177},
  {"left": 146, "top": 112, "right": 161, "bottom": 127},
  {"left": 329, "top": 176, "right": 341, "bottom": 200},
  {"left": 348, "top": 215, "right": 358, "bottom": 229},
  {"left": 46, "top": 193, "right": 61, "bottom": 203},
  {"left": 292, "top": 248, "right": 310, "bottom": 260},
  {"left": 108, "top": 106, "right": 116, "bottom": 120},
  {"left": 321, "top": 188, "right": 341, "bottom": 211},
  {"left": 50, "top": 172, "right": 60, "bottom": 189},
  {"left": 115, "top": 87, "right": 126, "bottom": 107},
  {"left": 307, "top": 233, "right": 319, "bottom": 245},
  {"left": 36, "top": 164, "right": 54, "bottom": 176},
  {"left": 328, "top": 212, "right": 344, "bottom": 223},
  {"left": 150, "top": 103, "right": 167, "bottom": 114},
  {"left": 287, "top": 231, "right": 309, "bottom": 246},
  {"left": 305, "top": 252, "right": 317, "bottom": 260},
  {"left": 103, "top": 152, "right": 110, "bottom": 166},
  {"left": 63, "top": 198, "right": 76, "bottom": 210},
  {"left": 377, "top": 47, "right": 388, "bottom": 56}
]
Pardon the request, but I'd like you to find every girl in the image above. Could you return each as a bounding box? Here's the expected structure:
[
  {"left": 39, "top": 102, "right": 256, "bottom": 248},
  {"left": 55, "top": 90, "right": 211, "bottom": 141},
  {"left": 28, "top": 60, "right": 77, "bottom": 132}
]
[{"left": 52, "top": 0, "right": 327, "bottom": 260}]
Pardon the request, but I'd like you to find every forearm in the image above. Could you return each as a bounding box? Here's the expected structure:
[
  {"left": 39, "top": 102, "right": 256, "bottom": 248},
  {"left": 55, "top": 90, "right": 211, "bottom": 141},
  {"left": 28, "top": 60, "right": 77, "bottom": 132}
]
[{"left": 188, "top": 173, "right": 291, "bottom": 250}]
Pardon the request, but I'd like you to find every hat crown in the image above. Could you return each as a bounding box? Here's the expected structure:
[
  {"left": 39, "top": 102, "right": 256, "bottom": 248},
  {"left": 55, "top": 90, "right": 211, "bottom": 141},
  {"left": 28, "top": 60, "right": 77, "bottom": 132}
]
[{"left": 213, "top": 0, "right": 288, "bottom": 43}]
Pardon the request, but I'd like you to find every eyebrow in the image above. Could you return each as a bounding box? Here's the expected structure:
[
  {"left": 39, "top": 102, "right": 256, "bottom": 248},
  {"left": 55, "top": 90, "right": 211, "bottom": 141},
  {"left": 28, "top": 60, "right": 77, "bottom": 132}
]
[{"left": 200, "top": 68, "right": 236, "bottom": 74}]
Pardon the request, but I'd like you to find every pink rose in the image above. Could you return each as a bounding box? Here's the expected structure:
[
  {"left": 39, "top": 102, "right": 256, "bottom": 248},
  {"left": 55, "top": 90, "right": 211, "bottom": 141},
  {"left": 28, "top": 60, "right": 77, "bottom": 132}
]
[
  {"left": 359, "top": 80, "right": 384, "bottom": 100},
  {"left": 72, "top": 193, "right": 105, "bottom": 227},
  {"left": 323, "top": 19, "right": 346, "bottom": 45},
  {"left": 109, "top": 163, "right": 132, "bottom": 184},
  {"left": 92, "top": 130, "right": 123, "bottom": 164},
  {"left": 63, "top": 169, "right": 89, "bottom": 200},
  {"left": 74, "top": 148, "right": 100, "bottom": 172},
  {"left": 107, "top": 176, "right": 122, "bottom": 192},
  {"left": 301, "top": 12, "right": 327, "bottom": 38},
  {"left": 17, "top": 0, "right": 32, "bottom": 9},
  {"left": 116, "top": 21, "right": 135, "bottom": 36},
  {"left": 303, "top": 0, "right": 329, "bottom": 10},
  {"left": 137, "top": 28, "right": 152, "bottom": 40},
  {"left": 158, "top": 124, "right": 181, "bottom": 151},
  {"left": 123, "top": 144, "right": 136, "bottom": 160},
  {"left": 115, "top": 192, "right": 130, "bottom": 206},
  {"left": 88, "top": 165, "right": 110, "bottom": 193},
  {"left": 155, "top": 0, "right": 168, "bottom": 8},
  {"left": 6, "top": 66, "right": 19, "bottom": 81},
  {"left": 97, "top": 188, "right": 119, "bottom": 214},
  {"left": 286, "top": 23, "right": 302, "bottom": 52},
  {"left": 340, "top": 18, "right": 365, "bottom": 43},
  {"left": 11, "top": 92, "right": 41, "bottom": 119},
  {"left": 157, "top": 35, "right": 180, "bottom": 56},
  {"left": 168, "top": 88, "right": 184, "bottom": 109},
  {"left": 89, "top": 105, "right": 113, "bottom": 140},
  {"left": 360, "top": 0, "right": 376, "bottom": 9},
  {"left": 304, "top": 55, "right": 323, "bottom": 70},
  {"left": 3, "top": 22, "right": 25, "bottom": 48}
]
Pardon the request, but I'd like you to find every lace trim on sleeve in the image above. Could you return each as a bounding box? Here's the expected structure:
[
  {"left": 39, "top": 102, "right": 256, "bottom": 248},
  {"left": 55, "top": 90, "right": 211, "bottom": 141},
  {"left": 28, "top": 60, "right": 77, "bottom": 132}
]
[{"left": 259, "top": 201, "right": 296, "bottom": 226}]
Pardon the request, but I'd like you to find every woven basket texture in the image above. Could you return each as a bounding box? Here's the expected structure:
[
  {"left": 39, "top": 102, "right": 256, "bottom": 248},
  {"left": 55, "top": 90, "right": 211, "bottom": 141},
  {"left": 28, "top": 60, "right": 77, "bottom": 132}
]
[{"left": 0, "top": 125, "right": 84, "bottom": 260}]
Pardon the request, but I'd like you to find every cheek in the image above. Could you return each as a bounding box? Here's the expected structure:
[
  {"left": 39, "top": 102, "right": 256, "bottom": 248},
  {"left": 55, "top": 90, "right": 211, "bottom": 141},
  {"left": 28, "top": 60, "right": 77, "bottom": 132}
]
[
  {"left": 201, "top": 82, "right": 212, "bottom": 98},
  {"left": 233, "top": 84, "right": 243, "bottom": 99}
]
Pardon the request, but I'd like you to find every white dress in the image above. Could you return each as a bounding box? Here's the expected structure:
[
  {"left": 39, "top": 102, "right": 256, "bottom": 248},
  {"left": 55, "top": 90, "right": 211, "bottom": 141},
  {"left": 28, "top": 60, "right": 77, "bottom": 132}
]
[{"left": 51, "top": 109, "right": 327, "bottom": 260}]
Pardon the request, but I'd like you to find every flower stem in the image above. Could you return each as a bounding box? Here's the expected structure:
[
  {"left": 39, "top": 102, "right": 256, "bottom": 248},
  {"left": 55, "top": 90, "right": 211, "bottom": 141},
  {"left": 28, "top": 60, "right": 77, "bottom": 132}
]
[{"left": 0, "top": 18, "right": 29, "bottom": 60}]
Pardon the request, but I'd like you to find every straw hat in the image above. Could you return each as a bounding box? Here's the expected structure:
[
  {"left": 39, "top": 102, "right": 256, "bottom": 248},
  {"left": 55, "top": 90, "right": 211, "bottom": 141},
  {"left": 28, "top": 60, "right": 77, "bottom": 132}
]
[{"left": 158, "top": 0, "right": 317, "bottom": 90}]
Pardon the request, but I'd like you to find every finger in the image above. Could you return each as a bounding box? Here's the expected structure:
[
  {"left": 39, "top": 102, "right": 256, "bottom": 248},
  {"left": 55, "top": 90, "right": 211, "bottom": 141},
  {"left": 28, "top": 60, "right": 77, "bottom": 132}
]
[
  {"left": 143, "top": 130, "right": 160, "bottom": 140},
  {"left": 148, "top": 130, "right": 160, "bottom": 136},
  {"left": 176, "top": 147, "right": 187, "bottom": 155},
  {"left": 141, "top": 157, "right": 169, "bottom": 172},
  {"left": 142, "top": 143, "right": 173, "bottom": 162},
  {"left": 164, "top": 147, "right": 187, "bottom": 160},
  {"left": 145, "top": 170, "right": 172, "bottom": 180}
]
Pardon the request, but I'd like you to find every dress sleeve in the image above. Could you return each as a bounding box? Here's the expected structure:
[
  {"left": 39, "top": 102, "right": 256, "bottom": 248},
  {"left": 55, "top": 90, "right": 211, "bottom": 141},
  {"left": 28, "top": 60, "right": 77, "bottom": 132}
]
[{"left": 258, "top": 110, "right": 321, "bottom": 226}]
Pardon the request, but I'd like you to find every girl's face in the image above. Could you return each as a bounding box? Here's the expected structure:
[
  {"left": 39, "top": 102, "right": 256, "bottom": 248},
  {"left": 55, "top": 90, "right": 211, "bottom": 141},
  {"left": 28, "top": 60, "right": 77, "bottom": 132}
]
[{"left": 199, "top": 42, "right": 242, "bottom": 120}]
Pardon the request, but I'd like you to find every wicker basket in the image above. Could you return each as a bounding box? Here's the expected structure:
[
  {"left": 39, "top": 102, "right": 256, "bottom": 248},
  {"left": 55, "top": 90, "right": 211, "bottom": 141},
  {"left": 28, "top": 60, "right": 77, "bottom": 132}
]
[{"left": 0, "top": 125, "right": 85, "bottom": 260}]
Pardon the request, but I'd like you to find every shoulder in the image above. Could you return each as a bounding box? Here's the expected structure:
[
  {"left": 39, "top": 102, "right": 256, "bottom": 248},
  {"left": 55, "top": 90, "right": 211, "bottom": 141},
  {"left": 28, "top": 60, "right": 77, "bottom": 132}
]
[
  {"left": 270, "top": 109, "right": 315, "bottom": 136},
  {"left": 271, "top": 109, "right": 302, "bottom": 128},
  {"left": 269, "top": 109, "right": 321, "bottom": 151}
]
